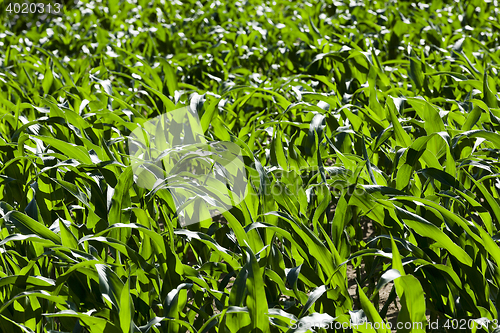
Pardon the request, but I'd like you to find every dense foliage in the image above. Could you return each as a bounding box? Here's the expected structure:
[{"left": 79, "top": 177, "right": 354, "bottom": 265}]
[{"left": 1, "top": 0, "right": 500, "bottom": 331}]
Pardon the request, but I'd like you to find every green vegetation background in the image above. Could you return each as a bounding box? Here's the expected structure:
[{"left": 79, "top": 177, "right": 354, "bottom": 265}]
[{"left": 0, "top": 0, "right": 500, "bottom": 332}]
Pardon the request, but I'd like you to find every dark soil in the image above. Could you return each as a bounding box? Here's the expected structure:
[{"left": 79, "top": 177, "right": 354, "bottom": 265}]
[{"left": 346, "top": 219, "right": 401, "bottom": 331}]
